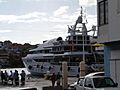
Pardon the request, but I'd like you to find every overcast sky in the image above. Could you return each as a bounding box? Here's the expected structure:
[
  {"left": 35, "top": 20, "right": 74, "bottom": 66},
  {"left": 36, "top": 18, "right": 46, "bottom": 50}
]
[{"left": 0, "top": 0, "right": 97, "bottom": 44}]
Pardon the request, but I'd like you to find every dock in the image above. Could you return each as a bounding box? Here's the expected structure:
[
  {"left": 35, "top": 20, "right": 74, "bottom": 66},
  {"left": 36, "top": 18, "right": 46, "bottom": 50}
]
[{"left": 0, "top": 77, "right": 77, "bottom": 90}]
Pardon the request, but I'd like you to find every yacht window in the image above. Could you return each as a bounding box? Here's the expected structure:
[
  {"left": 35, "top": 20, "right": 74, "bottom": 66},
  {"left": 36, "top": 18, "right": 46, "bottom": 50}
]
[
  {"left": 27, "top": 59, "right": 32, "bottom": 62},
  {"left": 34, "top": 59, "right": 50, "bottom": 62},
  {"left": 78, "top": 36, "right": 82, "bottom": 40},
  {"left": 28, "top": 50, "right": 42, "bottom": 54},
  {"left": 78, "top": 41, "right": 82, "bottom": 44},
  {"left": 73, "top": 36, "right": 76, "bottom": 40}
]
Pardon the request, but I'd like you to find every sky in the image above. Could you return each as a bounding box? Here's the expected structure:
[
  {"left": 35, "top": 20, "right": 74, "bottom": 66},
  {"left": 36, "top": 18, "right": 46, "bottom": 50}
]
[{"left": 0, "top": 0, "right": 97, "bottom": 45}]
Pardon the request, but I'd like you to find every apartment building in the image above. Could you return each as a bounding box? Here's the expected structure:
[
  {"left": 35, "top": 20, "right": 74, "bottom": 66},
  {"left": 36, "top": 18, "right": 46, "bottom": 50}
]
[{"left": 97, "top": 0, "right": 120, "bottom": 87}]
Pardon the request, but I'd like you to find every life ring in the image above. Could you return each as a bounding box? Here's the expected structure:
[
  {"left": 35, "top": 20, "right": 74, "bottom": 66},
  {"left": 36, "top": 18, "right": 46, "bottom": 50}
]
[{"left": 28, "top": 65, "right": 32, "bottom": 70}]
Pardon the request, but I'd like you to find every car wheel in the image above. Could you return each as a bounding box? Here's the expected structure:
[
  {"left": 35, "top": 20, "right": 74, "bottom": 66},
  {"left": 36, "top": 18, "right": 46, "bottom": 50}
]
[{"left": 73, "top": 88, "right": 76, "bottom": 90}]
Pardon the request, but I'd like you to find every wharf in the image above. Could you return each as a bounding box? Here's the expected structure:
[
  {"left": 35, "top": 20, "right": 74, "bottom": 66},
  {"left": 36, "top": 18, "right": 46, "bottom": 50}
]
[{"left": 0, "top": 77, "right": 77, "bottom": 90}]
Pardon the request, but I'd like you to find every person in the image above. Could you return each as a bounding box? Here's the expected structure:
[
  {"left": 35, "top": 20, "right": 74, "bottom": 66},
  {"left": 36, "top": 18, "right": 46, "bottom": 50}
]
[
  {"left": 77, "top": 74, "right": 80, "bottom": 84},
  {"left": 9, "top": 70, "right": 14, "bottom": 85},
  {"left": 50, "top": 73, "right": 56, "bottom": 87},
  {"left": 56, "top": 72, "right": 61, "bottom": 86},
  {"left": 0, "top": 71, "right": 5, "bottom": 84},
  {"left": 4, "top": 70, "right": 8, "bottom": 85},
  {"left": 14, "top": 70, "right": 19, "bottom": 86},
  {"left": 20, "top": 70, "right": 26, "bottom": 86}
]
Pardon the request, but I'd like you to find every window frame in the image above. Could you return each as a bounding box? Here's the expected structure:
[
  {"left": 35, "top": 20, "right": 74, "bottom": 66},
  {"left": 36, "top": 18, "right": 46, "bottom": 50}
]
[
  {"left": 98, "top": 0, "right": 108, "bottom": 26},
  {"left": 84, "top": 78, "right": 93, "bottom": 88},
  {"left": 117, "top": 0, "right": 120, "bottom": 13}
]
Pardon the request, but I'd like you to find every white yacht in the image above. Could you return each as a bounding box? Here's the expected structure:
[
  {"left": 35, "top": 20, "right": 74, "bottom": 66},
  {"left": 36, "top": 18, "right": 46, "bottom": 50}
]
[{"left": 22, "top": 9, "right": 104, "bottom": 76}]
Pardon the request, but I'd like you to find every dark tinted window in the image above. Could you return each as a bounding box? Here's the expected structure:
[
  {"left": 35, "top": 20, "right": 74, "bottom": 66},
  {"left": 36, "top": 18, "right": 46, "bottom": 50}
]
[{"left": 93, "top": 77, "right": 116, "bottom": 88}]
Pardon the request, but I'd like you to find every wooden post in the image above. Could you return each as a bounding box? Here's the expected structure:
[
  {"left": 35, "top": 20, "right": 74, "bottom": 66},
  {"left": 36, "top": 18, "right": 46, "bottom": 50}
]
[
  {"left": 62, "top": 62, "right": 68, "bottom": 90},
  {"left": 80, "top": 61, "right": 86, "bottom": 77}
]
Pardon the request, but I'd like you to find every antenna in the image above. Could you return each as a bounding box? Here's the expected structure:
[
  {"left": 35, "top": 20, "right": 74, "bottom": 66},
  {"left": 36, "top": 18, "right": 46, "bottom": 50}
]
[{"left": 80, "top": 6, "right": 83, "bottom": 16}]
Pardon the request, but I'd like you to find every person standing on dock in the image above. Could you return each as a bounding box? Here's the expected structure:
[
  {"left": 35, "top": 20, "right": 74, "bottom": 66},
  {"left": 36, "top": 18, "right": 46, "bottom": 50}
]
[
  {"left": 56, "top": 72, "right": 61, "bottom": 86},
  {"left": 14, "top": 70, "right": 19, "bottom": 86},
  {"left": 50, "top": 73, "right": 56, "bottom": 87},
  {"left": 1, "top": 71, "right": 5, "bottom": 84},
  {"left": 9, "top": 70, "right": 14, "bottom": 85},
  {"left": 4, "top": 70, "right": 8, "bottom": 85},
  {"left": 20, "top": 70, "right": 26, "bottom": 86}
]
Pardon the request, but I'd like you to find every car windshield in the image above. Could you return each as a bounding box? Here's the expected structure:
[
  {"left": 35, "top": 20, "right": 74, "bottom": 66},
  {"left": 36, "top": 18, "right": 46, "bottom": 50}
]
[{"left": 93, "top": 77, "right": 116, "bottom": 88}]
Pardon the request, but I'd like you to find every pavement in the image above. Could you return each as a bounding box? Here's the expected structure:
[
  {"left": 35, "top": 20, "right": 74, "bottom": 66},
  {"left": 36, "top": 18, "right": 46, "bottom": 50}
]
[{"left": 0, "top": 77, "right": 77, "bottom": 90}]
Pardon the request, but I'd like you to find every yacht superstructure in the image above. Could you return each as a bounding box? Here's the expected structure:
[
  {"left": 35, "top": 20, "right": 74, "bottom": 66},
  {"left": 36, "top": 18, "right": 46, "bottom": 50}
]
[{"left": 22, "top": 9, "right": 103, "bottom": 76}]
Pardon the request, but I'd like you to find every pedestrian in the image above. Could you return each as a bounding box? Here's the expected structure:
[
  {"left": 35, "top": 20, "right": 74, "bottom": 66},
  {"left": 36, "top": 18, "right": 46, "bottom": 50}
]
[
  {"left": 0, "top": 71, "right": 5, "bottom": 84},
  {"left": 77, "top": 74, "right": 80, "bottom": 84},
  {"left": 4, "top": 70, "right": 8, "bottom": 85},
  {"left": 20, "top": 70, "right": 26, "bottom": 86},
  {"left": 50, "top": 73, "right": 56, "bottom": 87},
  {"left": 56, "top": 72, "right": 61, "bottom": 86},
  {"left": 14, "top": 70, "right": 19, "bottom": 86},
  {"left": 9, "top": 70, "right": 14, "bottom": 85}
]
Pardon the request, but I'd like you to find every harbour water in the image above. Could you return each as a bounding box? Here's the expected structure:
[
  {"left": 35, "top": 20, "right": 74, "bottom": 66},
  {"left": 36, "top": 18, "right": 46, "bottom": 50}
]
[{"left": 0, "top": 68, "right": 77, "bottom": 90}]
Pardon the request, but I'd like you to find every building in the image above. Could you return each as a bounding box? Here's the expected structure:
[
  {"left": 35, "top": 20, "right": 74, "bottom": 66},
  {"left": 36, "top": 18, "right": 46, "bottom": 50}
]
[
  {"left": 97, "top": 0, "right": 120, "bottom": 87},
  {"left": 0, "top": 40, "right": 37, "bottom": 68}
]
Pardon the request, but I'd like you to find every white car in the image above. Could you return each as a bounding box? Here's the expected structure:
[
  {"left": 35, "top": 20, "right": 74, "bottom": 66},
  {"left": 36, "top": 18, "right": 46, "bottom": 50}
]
[
  {"left": 69, "top": 77, "right": 84, "bottom": 90},
  {"left": 76, "top": 76, "right": 119, "bottom": 90},
  {"left": 69, "top": 72, "right": 104, "bottom": 90},
  {"left": 85, "top": 72, "right": 104, "bottom": 77}
]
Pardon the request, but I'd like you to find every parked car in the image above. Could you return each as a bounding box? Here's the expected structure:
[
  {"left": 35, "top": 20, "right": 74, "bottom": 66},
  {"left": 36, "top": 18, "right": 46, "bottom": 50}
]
[
  {"left": 75, "top": 76, "right": 119, "bottom": 90},
  {"left": 69, "top": 77, "right": 84, "bottom": 90},
  {"left": 85, "top": 72, "right": 104, "bottom": 77},
  {"left": 69, "top": 72, "right": 104, "bottom": 90}
]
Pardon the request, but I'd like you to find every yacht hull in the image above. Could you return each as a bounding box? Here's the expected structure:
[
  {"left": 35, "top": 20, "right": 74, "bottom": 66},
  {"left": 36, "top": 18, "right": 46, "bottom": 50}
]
[{"left": 23, "top": 58, "right": 80, "bottom": 77}]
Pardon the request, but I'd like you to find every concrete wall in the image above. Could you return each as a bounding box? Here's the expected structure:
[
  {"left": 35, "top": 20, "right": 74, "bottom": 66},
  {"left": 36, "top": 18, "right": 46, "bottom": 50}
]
[
  {"left": 110, "top": 50, "right": 120, "bottom": 87},
  {"left": 109, "top": 0, "right": 120, "bottom": 42},
  {"left": 110, "top": 60, "right": 120, "bottom": 88},
  {"left": 97, "top": 0, "right": 120, "bottom": 43},
  {"left": 103, "top": 45, "right": 120, "bottom": 87},
  {"left": 98, "top": 25, "right": 109, "bottom": 43},
  {"left": 97, "top": 0, "right": 120, "bottom": 87}
]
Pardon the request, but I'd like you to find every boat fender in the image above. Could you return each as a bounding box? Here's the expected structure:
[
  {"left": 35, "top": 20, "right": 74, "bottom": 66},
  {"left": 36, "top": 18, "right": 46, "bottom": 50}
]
[
  {"left": 78, "top": 67, "right": 80, "bottom": 72},
  {"left": 28, "top": 65, "right": 32, "bottom": 70},
  {"left": 37, "top": 65, "right": 39, "bottom": 68},
  {"left": 60, "top": 66, "right": 62, "bottom": 71},
  {"left": 41, "top": 66, "right": 43, "bottom": 69},
  {"left": 49, "top": 66, "right": 51, "bottom": 70},
  {"left": 68, "top": 67, "right": 70, "bottom": 71}
]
